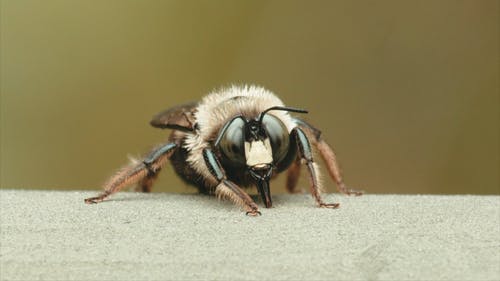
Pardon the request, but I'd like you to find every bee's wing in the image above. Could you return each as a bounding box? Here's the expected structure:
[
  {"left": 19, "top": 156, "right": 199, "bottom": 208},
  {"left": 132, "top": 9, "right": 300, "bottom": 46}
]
[{"left": 150, "top": 102, "right": 198, "bottom": 132}]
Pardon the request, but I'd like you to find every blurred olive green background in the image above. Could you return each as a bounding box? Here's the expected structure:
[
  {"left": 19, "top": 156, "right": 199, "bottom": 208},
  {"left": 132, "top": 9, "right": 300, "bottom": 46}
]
[{"left": 1, "top": 0, "right": 498, "bottom": 194}]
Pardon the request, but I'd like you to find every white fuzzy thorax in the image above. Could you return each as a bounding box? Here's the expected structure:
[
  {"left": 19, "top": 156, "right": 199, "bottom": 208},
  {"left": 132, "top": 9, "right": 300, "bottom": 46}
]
[{"left": 184, "top": 85, "right": 297, "bottom": 186}]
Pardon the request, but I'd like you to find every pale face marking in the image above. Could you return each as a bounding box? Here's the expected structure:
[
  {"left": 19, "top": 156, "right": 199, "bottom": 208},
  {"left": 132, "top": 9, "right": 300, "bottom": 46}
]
[{"left": 244, "top": 139, "right": 273, "bottom": 168}]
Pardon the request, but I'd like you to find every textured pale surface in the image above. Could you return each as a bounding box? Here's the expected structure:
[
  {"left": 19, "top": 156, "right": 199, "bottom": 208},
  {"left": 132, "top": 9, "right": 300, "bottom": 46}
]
[{"left": 1, "top": 190, "right": 499, "bottom": 281}]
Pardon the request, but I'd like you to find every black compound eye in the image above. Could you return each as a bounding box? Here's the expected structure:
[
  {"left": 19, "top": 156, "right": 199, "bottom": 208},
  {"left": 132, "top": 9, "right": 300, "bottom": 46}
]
[
  {"left": 217, "top": 118, "right": 246, "bottom": 165},
  {"left": 262, "top": 114, "right": 289, "bottom": 163}
]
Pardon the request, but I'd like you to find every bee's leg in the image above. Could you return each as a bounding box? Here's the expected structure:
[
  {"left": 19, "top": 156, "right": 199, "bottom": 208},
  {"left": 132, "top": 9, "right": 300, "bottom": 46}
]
[
  {"left": 84, "top": 143, "right": 177, "bottom": 204},
  {"left": 286, "top": 159, "right": 303, "bottom": 193},
  {"left": 315, "top": 139, "right": 363, "bottom": 195},
  {"left": 202, "top": 148, "right": 261, "bottom": 216},
  {"left": 296, "top": 119, "right": 363, "bottom": 196},
  {"left": 291, "top": 127, "right": 339, "bottom": 208},
  {"left": 135, "top": 170, "right": 160, "bottom": 193}
]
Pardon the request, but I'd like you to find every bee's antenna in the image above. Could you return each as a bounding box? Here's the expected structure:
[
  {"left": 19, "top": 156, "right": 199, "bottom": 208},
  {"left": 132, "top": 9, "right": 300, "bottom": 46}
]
[
  {"left": 214, "top": 115, "right": 247, "bottom": 147},
  {"left": 258, "top": 106, "right": 308, "bottom": 124}
]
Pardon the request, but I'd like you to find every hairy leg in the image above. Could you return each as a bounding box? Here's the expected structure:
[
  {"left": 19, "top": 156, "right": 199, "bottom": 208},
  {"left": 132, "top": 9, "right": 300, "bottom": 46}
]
[
  {"left": 296, "top": 118, "right": 363, "bottom": 196},
  {"left": 84, "top": 142, "right": 177, "bottom": 204},
  {"left": 203, "top": 148, "right": 260, "bottom": 215},
  {"left": 291, "top": 127, "right": 339, "bottom": 208},
  {"left": 315, "top": 140, "right": 362, "bottom": 195},
  {"left": 135, "top": 171, "right": 160, "bottom": 193}
]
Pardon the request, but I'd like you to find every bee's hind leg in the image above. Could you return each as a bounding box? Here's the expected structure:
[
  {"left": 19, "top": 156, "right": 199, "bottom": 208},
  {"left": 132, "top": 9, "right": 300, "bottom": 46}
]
[
  {"left": 295, "top": 119, "right": 363, "bottom": 196},
  {"left": 84, "top": 142, "right": 178, "bottom": 204},
  {"left": 315, "top": 139, "right": 363, "bottom": 196}
]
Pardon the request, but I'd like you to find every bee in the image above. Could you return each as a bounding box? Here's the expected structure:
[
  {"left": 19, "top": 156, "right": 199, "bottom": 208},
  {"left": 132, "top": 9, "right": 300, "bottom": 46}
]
[{"left": 85, "top": 85, "right": 362, "bottom": 215}]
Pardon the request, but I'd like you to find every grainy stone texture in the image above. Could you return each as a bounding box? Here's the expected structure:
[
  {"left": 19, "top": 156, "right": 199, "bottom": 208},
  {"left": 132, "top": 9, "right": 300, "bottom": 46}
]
[{"left": 0, "top": 190, "right": 499, "bottom": 281}]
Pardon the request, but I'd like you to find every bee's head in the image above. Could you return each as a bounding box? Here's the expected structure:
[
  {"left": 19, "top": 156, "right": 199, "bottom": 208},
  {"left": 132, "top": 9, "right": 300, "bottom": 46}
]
[{"left": 215, "top": 106, "right": 308, "bottom": 208}]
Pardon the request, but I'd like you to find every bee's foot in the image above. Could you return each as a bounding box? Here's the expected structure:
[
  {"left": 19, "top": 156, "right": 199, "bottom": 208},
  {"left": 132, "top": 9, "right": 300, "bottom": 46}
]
[
  {"left": 84, "top": 197, "right": 104, "bottom": 204},
  {"left": 246, "top": 210, "right": 262, "bottom": 216},
  {"left": 319, "top": 202, "right": 340, "bottom": 209}
]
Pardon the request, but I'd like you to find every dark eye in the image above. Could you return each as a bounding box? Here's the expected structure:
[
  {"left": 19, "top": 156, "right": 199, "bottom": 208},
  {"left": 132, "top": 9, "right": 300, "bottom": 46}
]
[
  {"left": 217, "top": 118, "right": 246, "bottom": 165},
  {"left": 262, "top": 114, "right": 289, "bottom": 163}
]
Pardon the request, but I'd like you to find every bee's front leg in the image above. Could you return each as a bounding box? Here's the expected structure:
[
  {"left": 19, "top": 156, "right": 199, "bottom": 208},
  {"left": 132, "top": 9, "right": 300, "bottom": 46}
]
[{"left": 202, "top": 148, "right": 261, "bottom": 216}]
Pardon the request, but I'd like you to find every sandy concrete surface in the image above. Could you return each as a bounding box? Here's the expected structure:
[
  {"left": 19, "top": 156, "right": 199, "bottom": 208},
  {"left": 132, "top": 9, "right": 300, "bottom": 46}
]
[{"left": 0, "top": 190, "right": 499, "bottom": 281}]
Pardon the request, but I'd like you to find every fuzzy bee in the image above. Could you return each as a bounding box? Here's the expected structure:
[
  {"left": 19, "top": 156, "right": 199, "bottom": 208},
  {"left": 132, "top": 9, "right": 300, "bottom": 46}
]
[{"left": 85, "top": 85, "right": 362, "bottom": 215}]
